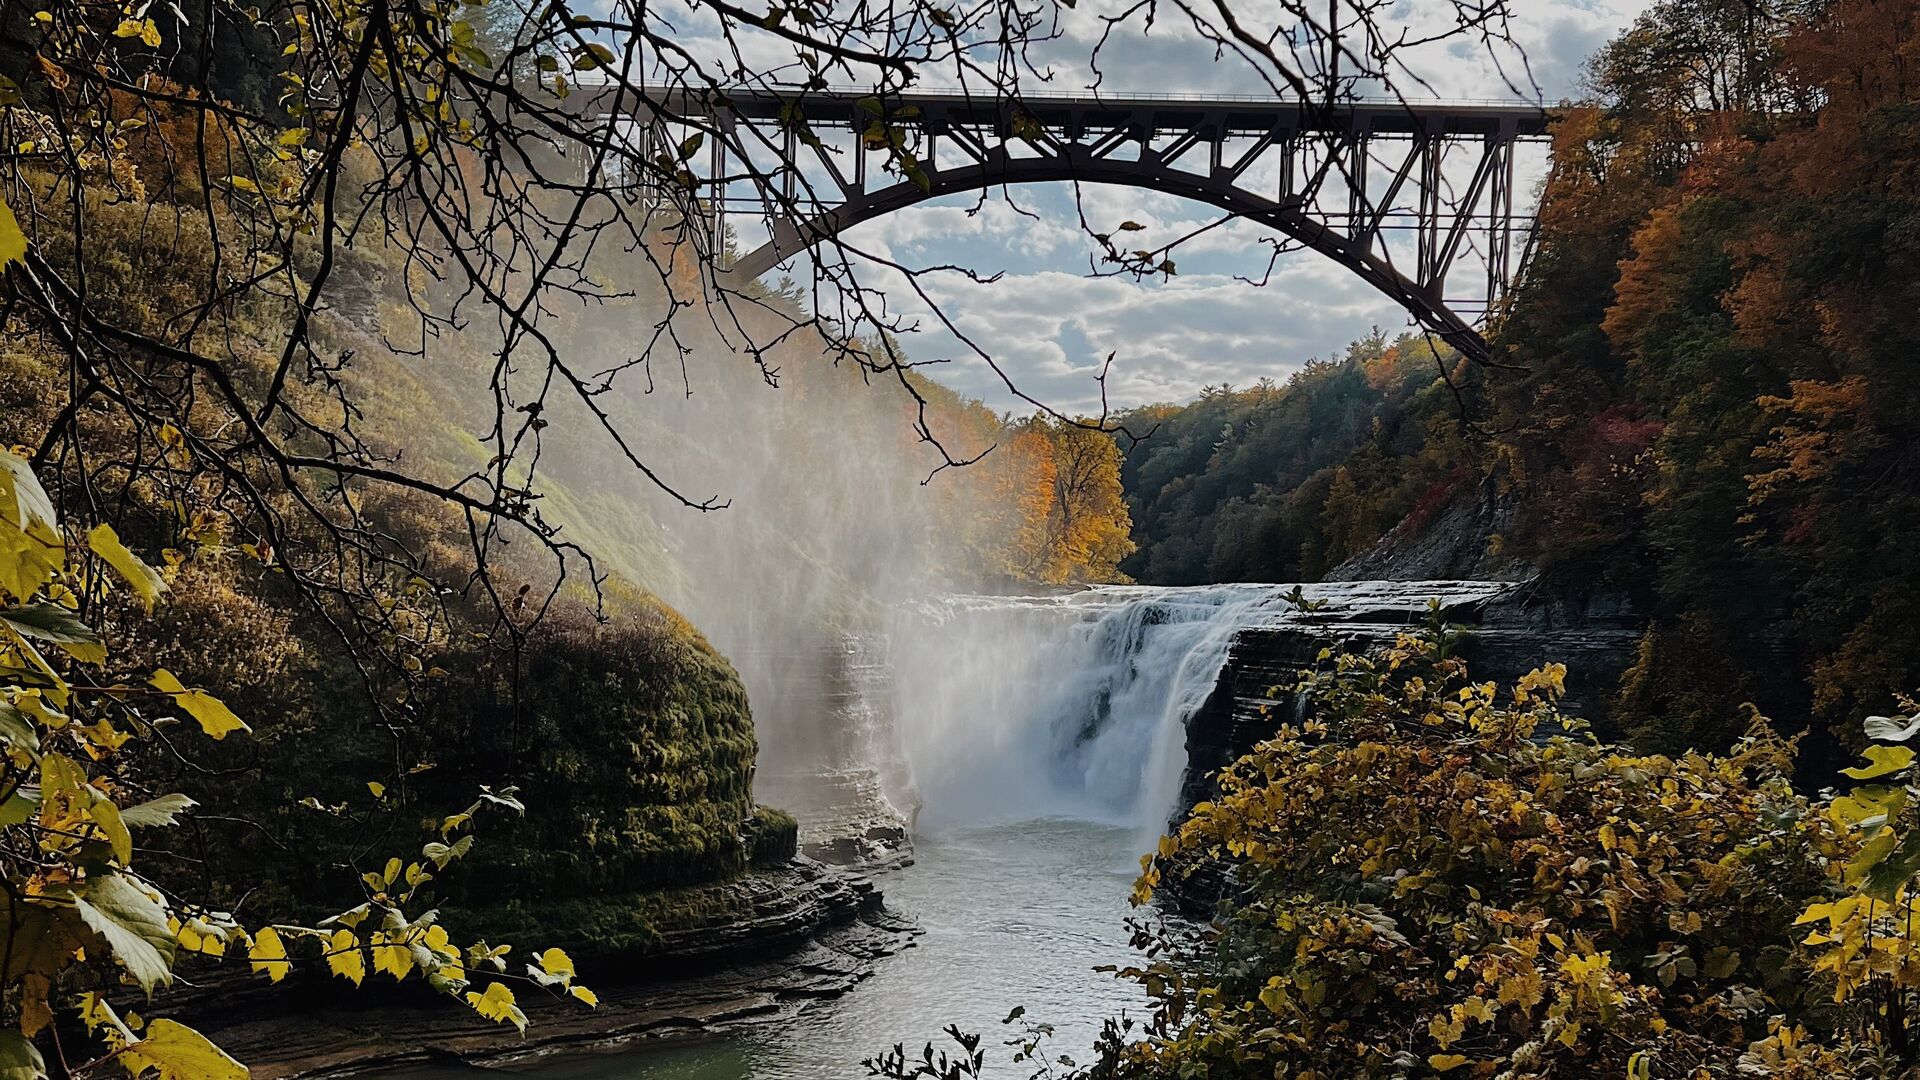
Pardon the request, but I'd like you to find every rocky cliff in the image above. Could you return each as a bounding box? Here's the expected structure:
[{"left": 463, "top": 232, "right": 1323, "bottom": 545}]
[
  {"left": 1176, "top": 583, "right": 1647, "bottom": 825},
  {"left": 1325, "top": 480, "right": 1532, "bottom": 583}
]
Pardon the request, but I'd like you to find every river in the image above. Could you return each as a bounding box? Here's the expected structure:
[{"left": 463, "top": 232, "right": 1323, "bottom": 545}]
[{"left": 383, "top": 582, "right": 1515, "bottom": 1080}]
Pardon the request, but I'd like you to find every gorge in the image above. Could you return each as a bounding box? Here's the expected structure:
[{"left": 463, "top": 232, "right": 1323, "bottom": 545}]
[
  {"left": 337, "top": 575, "right": 1641, "bottom": 1079},
  {"left": 14, "top": 0, "right": 1920, "bottom": 1072}
]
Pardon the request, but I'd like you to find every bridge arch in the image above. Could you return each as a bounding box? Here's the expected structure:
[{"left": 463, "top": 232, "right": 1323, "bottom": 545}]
[{"left": 726, "top": 147, "right": 1488, "bottom": 359}]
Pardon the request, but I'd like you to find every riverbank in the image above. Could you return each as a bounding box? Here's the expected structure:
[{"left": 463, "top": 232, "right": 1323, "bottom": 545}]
[
  {"left": 379, "top": 820, "right": 1158, "bottom": 1080},
  {"left": 176, "top": 860, "right": 916, "bottom": 1079}
]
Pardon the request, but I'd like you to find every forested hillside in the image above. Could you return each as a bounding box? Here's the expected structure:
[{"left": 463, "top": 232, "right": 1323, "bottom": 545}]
[
  {"left": 1116, "top": 0, "right": 1920, "bottom": 761},
  {"left": 1116, "top": 332, "right": 1471, "bottom": 585}
]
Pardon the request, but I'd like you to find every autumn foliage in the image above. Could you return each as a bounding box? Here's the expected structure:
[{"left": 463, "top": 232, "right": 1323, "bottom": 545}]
[{"left": 1115, "top": 628, "right": 1850, "bottom": 1077}]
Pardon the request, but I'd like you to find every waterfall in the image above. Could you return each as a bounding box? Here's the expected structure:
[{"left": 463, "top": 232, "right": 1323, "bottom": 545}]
[
  {"left": 884, "top": 581, "right": 1518, "bottom": 838},
  {"left": 887, "top": 585, "right": 1289, "bottom": 834}
]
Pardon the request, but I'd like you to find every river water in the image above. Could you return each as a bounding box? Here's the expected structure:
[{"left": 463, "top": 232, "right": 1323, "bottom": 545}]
[
  {"left": 397, "top": 818, "right": 1152, "bottom": 1079},
  {"left": 385, "top": 582, "right": 1511, "bottom": 1080}
]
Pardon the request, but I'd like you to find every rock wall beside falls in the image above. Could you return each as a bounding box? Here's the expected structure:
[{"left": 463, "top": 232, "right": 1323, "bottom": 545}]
[
  {"left": 1323, "top": 480, "right": 1532, "bottom": 584},
  {"left": 1177, "top": 583, "right": 1647, "bottom": 823}
]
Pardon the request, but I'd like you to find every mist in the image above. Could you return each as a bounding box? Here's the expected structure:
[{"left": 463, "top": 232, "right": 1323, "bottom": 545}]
[
  {"left": 492, "top": 258, "right": 1041, "bottom": 848},
  {"left": 385, "top": 222, "right": 1159, "bottom": 856}
]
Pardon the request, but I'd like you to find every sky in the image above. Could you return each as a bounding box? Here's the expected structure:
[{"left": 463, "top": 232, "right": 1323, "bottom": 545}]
[{"left": 742, "top": 0, "right": 1660, "bottom": 415}]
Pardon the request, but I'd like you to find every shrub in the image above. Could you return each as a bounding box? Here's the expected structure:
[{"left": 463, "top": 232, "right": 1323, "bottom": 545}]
[{"left": 1116, "top": 631, "right": 1849, "bottom": 1078}]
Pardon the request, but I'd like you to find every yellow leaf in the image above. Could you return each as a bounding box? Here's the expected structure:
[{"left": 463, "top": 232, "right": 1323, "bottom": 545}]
[
  {"left": 325, "top": 928, "right": 364, "bottom": 985},
  {"left": 120, "top": 1019, "right": 246, "bottom": 1080},
  {"left": 149, "top": 669, "right": 249, "bottom": 739},
  {"left": 77, "top": 718, "right": 130, "bottom": 753},
  {"left": 87, "top": 524, "right": 167, "bottom": 610},
  {"left": 371, "top": 930, "right": 414, "bottom": 981},
  {"left": 113, "top": 17, "right": 144, "bottom": 36},
  {"left": 249, "top": 926, "right": 290, "bottom": 982},
  {"left": 464, "top": 981, "right": 526, "bottom": 1032},
  {"left": 1846, "top": 828, "right": 1900, "bottom": 885},
  {"left": 570, "top": 42, "right": 615, "bottom": 70},
  {"left": 1429, "top": 1055, "right": 1469, "bottom": 1072},
  {"left": 90, "top": 794, "right": 132, "bottom": 865},
  {"left": 569, "top": 984, "right": 598, "bottom": 1007},
  {"left": 367, "top": 781, "right": 385, "bottom": 798},
  {"left": 0, "top": 451, "right": 64, "bottom": 603},
  {"left": 330, "top": 903, "right": 372, "bottom": 928},
  {"left": 18, "top": 972, "right": 51, "bottom": 1036},
  {"left": 1257, "top": 980, "right": 1287, "bottom": 1014},
  {"left": 538, "top": 946, "right": 575, "bottom": 979},
  {"left": 0, "top": 192, "right": 25, "bottom": 270},
  {"left": 5, "top": 625, "right": 69, "bottom": 706},
  {"left": 76, "top": 993, "right": 134, "bottom": 1043},
  {"left": 467, "top": 941, "right": 511, "bottom": 971},
  {"left": 176, "top": 917, "right": 226, "bottom": 957},
  {"left": 138, "top": 18, "right": 160, "bottom": 46},
  {"left": 1843, "top": 745, "right": 1915, "bottom": 780}
]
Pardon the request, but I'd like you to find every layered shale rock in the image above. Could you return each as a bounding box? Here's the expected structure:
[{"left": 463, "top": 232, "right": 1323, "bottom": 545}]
[{"left": 176, "top": 857, "right": 919, "bottom": 1078}]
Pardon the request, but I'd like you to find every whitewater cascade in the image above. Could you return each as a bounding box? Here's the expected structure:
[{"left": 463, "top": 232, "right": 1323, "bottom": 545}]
[{"left": 884, "top": 581, "right": 1516, "bottom": 838}]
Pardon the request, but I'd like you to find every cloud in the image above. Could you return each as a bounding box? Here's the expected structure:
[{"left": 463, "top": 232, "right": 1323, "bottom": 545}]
[
  {"left": 852, "top": 264, "right": 1404, "bottom": 414},
  {"left": 857, "top": 196, "right": 1086, "bottom": 260}
]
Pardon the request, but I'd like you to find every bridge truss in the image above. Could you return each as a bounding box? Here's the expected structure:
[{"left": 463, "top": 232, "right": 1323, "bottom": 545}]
[{"left": 601, "top": 86, "right": 1552, "bottom": 361}]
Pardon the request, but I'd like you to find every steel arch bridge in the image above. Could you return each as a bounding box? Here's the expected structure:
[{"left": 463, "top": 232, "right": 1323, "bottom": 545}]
[{"left": 603, "top": 86, "right": 1552, "bottom": 361}]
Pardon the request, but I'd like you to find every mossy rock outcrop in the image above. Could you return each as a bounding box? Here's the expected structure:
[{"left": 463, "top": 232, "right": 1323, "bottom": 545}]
[
  {"left": 106, "top": 558, "right": 783, "bottom": 949},
  {"left": 428, "top": 598, "right": 761, "bottom": 900}
]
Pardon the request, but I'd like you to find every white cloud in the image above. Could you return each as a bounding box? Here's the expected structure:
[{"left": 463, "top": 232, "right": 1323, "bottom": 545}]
[
  {"left": 859, "top": 264, "right": 1404, "bottom": 414},
  {"left": 857, "top": 197, "right": 1085, "bottom": 259}
]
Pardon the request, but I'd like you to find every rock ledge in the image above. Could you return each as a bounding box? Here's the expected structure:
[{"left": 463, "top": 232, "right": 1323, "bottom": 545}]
[{"left": 182, "top": 860, "right": 918, "bottom": 1079}]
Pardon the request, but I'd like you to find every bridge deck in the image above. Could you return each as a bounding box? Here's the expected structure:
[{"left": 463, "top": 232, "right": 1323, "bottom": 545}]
[{"left": 620, "top": 85, "right": 1554, "bottom": 138}]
